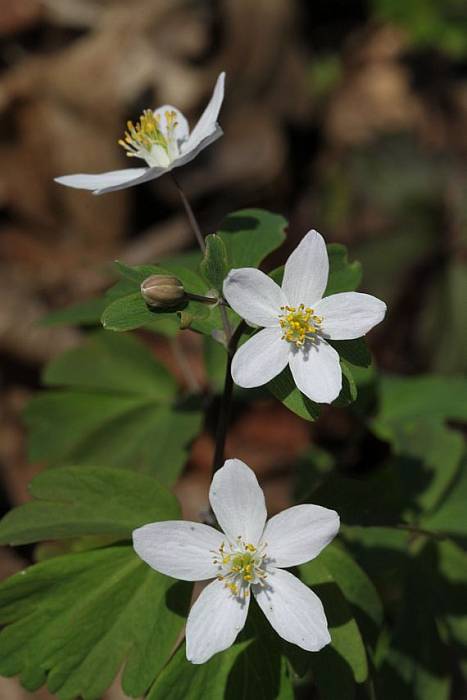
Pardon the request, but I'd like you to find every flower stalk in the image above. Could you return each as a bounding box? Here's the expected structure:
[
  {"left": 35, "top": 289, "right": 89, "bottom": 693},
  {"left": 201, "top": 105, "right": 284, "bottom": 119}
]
[
  {"left": 171, "top": 173, "right": 206, "bottom": 253},
  {"left": 212, "top": 321, "right": 246, "bottom": 475},
  {"left": 155, "top": 180, "right": 243, "bottom": 475}
]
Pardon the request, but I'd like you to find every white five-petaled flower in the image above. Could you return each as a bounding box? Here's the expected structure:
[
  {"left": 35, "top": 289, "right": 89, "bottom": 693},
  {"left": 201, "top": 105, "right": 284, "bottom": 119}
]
[
  {"left": 54, "top": 72, "right": 225, "bottom": 195},
  {"left": 223, "top": 230, "right": 386, "bottom": 404},
  {"left": 133, "top": 459, "right": 339, "bottom": 664}
]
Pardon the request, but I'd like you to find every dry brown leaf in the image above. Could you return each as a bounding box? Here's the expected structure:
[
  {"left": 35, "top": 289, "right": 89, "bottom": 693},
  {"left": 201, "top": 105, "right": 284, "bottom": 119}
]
[
  {"left": 325, "top": 27, "right": 423, "bottom": 146},
  {"left": 0, "top": 0, "right": 42, "bottom": 36}
]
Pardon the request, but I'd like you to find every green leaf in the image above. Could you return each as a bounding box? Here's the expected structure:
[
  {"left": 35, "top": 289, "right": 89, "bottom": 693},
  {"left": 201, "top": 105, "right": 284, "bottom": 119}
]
[
  {"left": 373, "top": 375, "right": 467, "bottom": 517},
  {"left": 102, "top": 205, "right": 288, "bottom": 335},
  {"left": 44, "top": 330, "right": 176, "bottom": 397},
  {"left": 267, "top": 359, "right": 359, "bottom": 420},
  {"left": 0, "top": 546, "right": 191, "bottom": 700},
  {"left": 333, "top": 360, "right": 358, "bottom": 406},
  {"left": 102, "top": 261, "right": 195, "bottom": 334},
  {"left": 300, "top": 557, "right": 369, "bottom": 686},
  {"left": 148, "top": 643, "right": 249, "bottom": 700},
  {"left": 329, "top": 338, "right": 371, "bottom": 368},
  {"left": 25, "top": 332, "right": 202, "bottom": 484},
  {"left": 375, "top": 375, "right": 467, "bottom": 426},
  {"left": 267, "top": 367, "right": 320, "bottom": 422},
  {"left": 114, "top": 261, "right": 162, "bottom": 283},
  {"left": 310, "top": 646, "right": 356, "bottom": 700},
  {"left": 293, "top": 445, "right": 335, "bottom": 500},
  {"left": 324, "top": 243, "right": 362, "bottom": 295},
  {"left": 319, "top": 543, "right": 383, "bottom": 648},
  {"left": 320, "top": 543, "right": 383, "bottom": 645},
  {"left": 42, "top": 263, "right": 180, "bottom": 335},
  {"left": 26, "top": 395, "right": 201, "bottom": 486},
  {"left": 386, "top": 420, "right": 464, "bottom": 517},
  {"left": 341, "top": 527, "right": 411, "bottom": 619},
  {"left": 200, "top": 234, "right": 229, "bottom": 290},
  {"left": 311, "top": 476, "right": 401, "bottom": 527},
  {"left": 287, "top": 544, "right": 382, "bottom": 698},
  {"left": 42, "top": 298, "right": 109, "bottom": 327},
  {"left": 102, "top": 262, "right": 225, "bottom": 336},
  {"left": 102, "top": 291, "right": 157, "bottom": 332},
  {"left": 435, "top": 539, "right": 467, "bottom": 654},
  {"left": 149, "top": 643, "right": 293, "bottom": 700},
  {"left": 148, "top": 600, "right": 294, "bottom": 700},
  {"left": 371, "top": 0, "right": 467, "bottom": 58},
  {"left": 0, "top": 465, "right": 179, "bottom": 545},
  {"left": 217, "top": 208, "right": 287, "bottom": 268},
  {"left": 422, "top": 458, "right": 467, "bottom": 537},
  {"left": 376, "top": 544, "right": 451, "bottom": 700}
]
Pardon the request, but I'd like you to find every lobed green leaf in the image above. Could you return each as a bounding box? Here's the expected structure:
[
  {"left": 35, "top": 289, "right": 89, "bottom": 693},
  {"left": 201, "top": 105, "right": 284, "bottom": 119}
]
[
  {"left": 200, "top": 234, "right": 229, "bottom": 290},
  {"left": 319, "top": 543, "right": 383, "bottom": 648},
  {"left": 101, "top": 209, "right": 287, "bottom": 335},
  {"left": 300, "top": 558, "right": 369, "bottom": 685},
  {"left": 0, "top": 465, "right": 179, "bottom": 545},
  {"left": 324, "top": 243, "right": 362, "bottom": 296},
  {"left": 217, "top": 208, "right": 287, "bottom": 270},
  {"left": 0, "top": 547, "right": 191, "bottom": 700},
  {"left": 267, "top": 367, "right": 320, "bottom": 422},
  {"left": 25, "top": 332, "right": 202, "bottom": 484},
  {"left": 148, "top": 599, "right": 294, "bottom": 700}
]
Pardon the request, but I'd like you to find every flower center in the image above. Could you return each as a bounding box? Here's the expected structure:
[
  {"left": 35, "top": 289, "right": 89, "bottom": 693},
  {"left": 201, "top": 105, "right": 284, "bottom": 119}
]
[
  {"left": 212, "top": 539, "right": 268, "bottom": 599},
  {"left": 279, "top": 304, "right": 322, "bottom": 347},
  {"left": 118, "top": 110, "right": 180, "bottom": 167}
]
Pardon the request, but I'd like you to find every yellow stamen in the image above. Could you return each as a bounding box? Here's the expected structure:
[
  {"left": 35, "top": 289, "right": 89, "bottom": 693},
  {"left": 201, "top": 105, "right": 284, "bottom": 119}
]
[
  {"left": 279, "top": 304, "right": 322, "bottom": 347},
  {"left": 118, "top": 110, "right": 169, "bottom": 159},
  {"left": 213, "top": 539, "right": 268, "bottom": 597}
]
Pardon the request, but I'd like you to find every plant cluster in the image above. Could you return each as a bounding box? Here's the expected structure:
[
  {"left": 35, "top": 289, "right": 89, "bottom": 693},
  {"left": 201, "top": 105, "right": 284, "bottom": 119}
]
[{"left": 0, "top": 72, "right": 465, "bottom": 700}]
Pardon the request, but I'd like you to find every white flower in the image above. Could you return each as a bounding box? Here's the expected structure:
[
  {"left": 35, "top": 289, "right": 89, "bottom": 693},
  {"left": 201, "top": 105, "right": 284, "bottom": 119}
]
[
  {"left": 223, "top": 230, "right": 386, "bottom": 404},
  {"left": 133, "top": 459, "right": 339, "bottom": 664},
  {"left": 54, "top": 72, "right": 225, "bottom": 195}
]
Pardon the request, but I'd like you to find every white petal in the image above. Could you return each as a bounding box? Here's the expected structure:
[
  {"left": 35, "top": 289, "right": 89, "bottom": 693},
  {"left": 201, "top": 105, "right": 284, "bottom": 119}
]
[
  {"left": 223, "top": 268, "right": 286, "bottom": 327},
  {"left": 281, "top": 230, "right": 329, "bottom": 307},
  {"left": 54, "top": 166, "right": 165, "bottom": 195},
  {"left": 262, "top": 504, "right": 340, "bottom": 568},
  {"left": 315, "top": 292, "right": 387, "bottom": 340},
  {"left": 153, "top": 105, "right": 190, "bottom": 147},
  {"left": 186, "top": 577, "right": 249, "bottom": 664},
  {"left": 231, "top": 327, "right": 289, "bottom": 388},
  {"left": 172, "top": 125, "right": 223, "bottom": 170},
  {"left": 185, "top": 72, "right": 225, "bottom": 153},
  {"left": 132, "top": 521, "right": 224, "bottom": 581},
  {"left": 253, "top": 568, "right": 330, "bottom": 651},
  {"left": 209, "top": 459, "right": 267, "bottom": 546},
  {"left": 289, "top": 339, "right": 342, "bottom": 404}
]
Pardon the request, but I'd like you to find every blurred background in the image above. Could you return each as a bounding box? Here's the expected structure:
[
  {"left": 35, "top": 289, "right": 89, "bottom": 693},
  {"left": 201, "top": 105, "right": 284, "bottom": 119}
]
[{"left": 0, "top": 0, "right": 466, "bottom": 697}]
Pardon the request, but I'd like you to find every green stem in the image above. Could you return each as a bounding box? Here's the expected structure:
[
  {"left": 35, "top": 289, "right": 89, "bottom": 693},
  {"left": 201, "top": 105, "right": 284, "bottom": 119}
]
[
  {"left": 186, "top": 292, "right": 219, "bottom": 304},
  {"left": 171, "top": 173, "right": 206, "bottom": 253},
  {"left": 396, "top": 523, "right": 446, "bottom": 541},
  {"left": 364, "top": 677, "right": 377, "bottom": 700},
  {"left": 212, "top": 321, "right": 246, "bottom": 475},
  {"left": 170, "top": 179, "right": 232, "bottom": 342},
  {"left": 168, "top": 177, "right": 239, "bottom": 473}
]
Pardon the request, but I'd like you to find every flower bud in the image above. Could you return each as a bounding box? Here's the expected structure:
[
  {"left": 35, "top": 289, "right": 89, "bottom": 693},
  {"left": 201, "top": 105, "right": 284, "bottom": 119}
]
[{"left": 140, "top": 275, "right": 186, "bottom": 308}]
